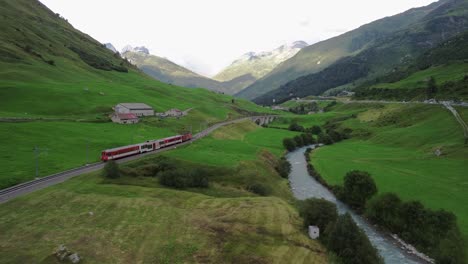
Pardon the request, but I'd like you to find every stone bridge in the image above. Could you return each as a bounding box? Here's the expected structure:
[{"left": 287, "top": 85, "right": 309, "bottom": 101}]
[{"left": 251, "top": 116, "right": 276, "bottom": 126}]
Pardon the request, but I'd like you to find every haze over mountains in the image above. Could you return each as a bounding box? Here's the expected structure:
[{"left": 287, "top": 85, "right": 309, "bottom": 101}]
[
  {"left": 110, "top": 42, "right": 308, "bottom": 95},
  {"left": 213, "top": 41, "right": 308, "bottom": 83},
  {"left": 246, "top": 0, "right": 468, "bottom": 104}
]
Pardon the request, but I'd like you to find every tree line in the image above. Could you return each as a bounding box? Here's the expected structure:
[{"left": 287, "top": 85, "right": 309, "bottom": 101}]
[
  {"left": 299, "top": 198, "right": 383, "bottom": 264},
  {"left": 303, "top": 153, "right": 466, "bottom": 264}
]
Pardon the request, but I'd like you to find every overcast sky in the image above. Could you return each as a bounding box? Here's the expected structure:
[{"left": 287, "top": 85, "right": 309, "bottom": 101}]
[{"left": 40, "top": 0, "right": 436, "bottom": 77}]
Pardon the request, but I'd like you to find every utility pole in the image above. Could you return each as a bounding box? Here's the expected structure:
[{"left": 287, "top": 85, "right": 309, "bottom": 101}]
[
  {"left": 34, "top": 146, "right": 38, "bottom": 178},
  {"left": 86, "top": 141, "right": 89, "bottom": 165}
]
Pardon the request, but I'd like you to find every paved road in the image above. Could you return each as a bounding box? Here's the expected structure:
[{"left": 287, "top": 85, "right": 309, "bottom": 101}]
[
  {"left": 442, "top": 102, "right": 468, "bottom": 140},
  {"left": 296, "top": 98, "right": 468, "bottom": 107},
  {"left": 0, "top": 115, "right": 273, "bottom": 204}
]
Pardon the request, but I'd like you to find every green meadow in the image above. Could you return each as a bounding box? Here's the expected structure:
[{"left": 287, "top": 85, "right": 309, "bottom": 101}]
[
  {"left": 0, "top": 61, "right": 273, "bottom": 189},
  {"left": 371, "top": 62, "right": 468, "bottom": 90},
  {"left": 166, "top": 121, "right": 299, "bottom": 166},
  {"left": 0, "top": 121, "right": 328, "bottom": 263},
  {"left": 310, "top": 103, "right": 468, "bottom": 245}
]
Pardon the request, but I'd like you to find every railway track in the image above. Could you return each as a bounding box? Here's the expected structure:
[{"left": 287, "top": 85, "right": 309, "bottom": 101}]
[{"left": 0, "top": 115, "right": 274, "bottom": 204}]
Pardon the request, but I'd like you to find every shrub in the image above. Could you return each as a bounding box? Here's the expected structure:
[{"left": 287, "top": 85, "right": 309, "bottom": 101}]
[
  {"left": 317, "top": 133, "right": 334, "bottom": 145},
  {"left": 327, "top": 129, "right": 343, "bottom": 143},
  {"left": 307, "top": 125, "right": 322, "bottom": 135},
  {"left": 327, "top": 213, "right": 383, "bottom": 264},
  {"left": 119, "top": 167, "right": 139, "bottom": 177},
  {"left": 299, "top": 198, "right": 338, "bottom": 235},
  {"left": 275, "top": 157, "right": 291, "bottom": 178},
  {"left": 283, "top": 138, "right": 297, "bottom": 151},
  {"left": 247, "top": 182, "right": 271, "bottom": 196},
  {"left": 366, "top": 193, "right": 403, "bottom": 231},
  {"left": 159, "top": 168, "right": 209, "bottom": 189},
  {"left": 293, "top": 135, "right": 304, "bottom": 147},
  {"left": 366, "top": 193, "right": 467, "bottom": 263},
  {"left": 103, "top": 160, "right": 120, "bottom": 179},
  {"left": 301, "top": 133, "right": 316, "bottom": 145},
  {"left": 288, "top": 122, "right": 305, "bottom": 132},
  {"left": 342, "top": 170, "right": 377, "bottom": 211}
]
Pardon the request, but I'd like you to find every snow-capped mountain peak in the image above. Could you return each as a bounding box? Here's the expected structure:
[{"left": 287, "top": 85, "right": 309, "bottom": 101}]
[
  {"left": 121, "top": 45, "right": 150, "bottom": 55},
  {"left": 214, "top": 40, "right": 308, "bottom": 82}
]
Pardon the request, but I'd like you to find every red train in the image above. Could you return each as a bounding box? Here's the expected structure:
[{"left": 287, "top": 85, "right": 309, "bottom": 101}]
[{"left": 101, "top": 133, "right": 192, "bottom": 161}]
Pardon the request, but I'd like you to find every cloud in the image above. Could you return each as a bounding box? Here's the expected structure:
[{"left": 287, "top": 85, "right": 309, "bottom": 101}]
[{"left": 179, "top": 56, "right": 214, "bottom": 77}]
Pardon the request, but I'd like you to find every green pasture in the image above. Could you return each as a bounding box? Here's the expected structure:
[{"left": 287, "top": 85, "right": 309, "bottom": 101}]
[
  {"left": 0, "top": 121, "right": 327, "bottom": 263},
  {"left": 372, "top": 62, "right": 468, "bottom": 90},
  {"left": 311, "top": 103, "right": 468, "bottom": 247},
  {"left": 166, "top": 121, "right": 299, "bottom": 166}
]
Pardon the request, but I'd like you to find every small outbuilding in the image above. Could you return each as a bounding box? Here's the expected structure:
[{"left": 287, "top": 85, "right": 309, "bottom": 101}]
[
  {"left": 165, "top": 108, "right": 183, "bottom": 117},
  {"left": 115, "top": 103, "right": 154, "bottom": 116},
  {"left": 308, "top": 225, "right": 320, "bottom": 239},
  {"left": 111, "top": 113, "right": 139, "bottom": 124}
]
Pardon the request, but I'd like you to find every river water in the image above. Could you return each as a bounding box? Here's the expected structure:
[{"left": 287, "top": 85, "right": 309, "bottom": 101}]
[{"left": 287, "top": 146, "right": 425, "bottom": 264}]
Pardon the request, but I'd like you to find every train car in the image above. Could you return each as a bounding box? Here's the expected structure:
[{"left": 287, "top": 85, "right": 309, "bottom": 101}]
[
  {"left": 101, "top": 133, "right": 193, "bottom": 161},
  {"left": 101, "top": 144, "right": 140, "bottom": 161},
  {"left": 159, "top": 135, "right": 183, "bottom": 148},
  {"left": 182, "top": 133, "right": 192, "bottom": 142}
]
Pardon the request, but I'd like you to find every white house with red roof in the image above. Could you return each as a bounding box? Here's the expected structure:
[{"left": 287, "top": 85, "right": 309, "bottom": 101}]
[{"left": 111, "top": 113, "right": 139, "bottom": 124}]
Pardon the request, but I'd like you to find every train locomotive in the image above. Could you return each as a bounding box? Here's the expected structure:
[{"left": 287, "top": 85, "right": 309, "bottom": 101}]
[{"left": 101, "top": 133, "right": 192, "bottom": 161}]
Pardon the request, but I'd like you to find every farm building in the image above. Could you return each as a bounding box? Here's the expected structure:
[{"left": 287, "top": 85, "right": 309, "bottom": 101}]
[
  {"left": 115, "top": 103, "right": 154, "bottom": 116},
  {"left": 111, "top": 113, "right": 139, "bottom": 124},
  {"left": 165, "top": 108, "right": 183, "bottom": 117}
]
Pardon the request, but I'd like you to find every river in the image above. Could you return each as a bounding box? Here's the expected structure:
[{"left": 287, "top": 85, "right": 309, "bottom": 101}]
[{"left": 287, "top": 146, "right": 428, "bottom": 264}]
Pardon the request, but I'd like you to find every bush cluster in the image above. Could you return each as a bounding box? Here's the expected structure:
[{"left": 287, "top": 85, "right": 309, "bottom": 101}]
[
  {"left": 289, "top": 102, "right": 319, "bottom": 114},
  {"left": 159, "top": 168, "right": 209, "bottom": 189},
  {"left": 288, "top": 123, "right": 350, "bottom": 148},
  {"left": 299, "top": 199, "right": 382, "bottom": 264},
  {"left": 282, "top": 133, "right": 316, "bottom": 152},
  {"left": 366, "top": 193, "right": 466, "bottom": 263},
  {"left": 341, "top": 170, "right": 378, "bottom": 211},
  {"left": 246, "top": 182, "right": 271, "bottom": 196},
  {"left": 327, "top": 169, "right": 465, "bottom": 263},
  {"left": 327, "top": 213, "right": 383, "bottom": 264},
  {"left": 274, "top": 157, "right": 291, "bottom": 178},
  {"left": 103, "top": 160, "right": 120, "bottom": 179}
]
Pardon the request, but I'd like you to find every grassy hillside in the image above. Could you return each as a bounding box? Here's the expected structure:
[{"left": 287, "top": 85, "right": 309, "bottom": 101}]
[
  {"left": 355, "top": 31, "right": 468, "bottom": 101},
  {"left": 122, "top": 51, "right": 227, "bottom": 93},
  {"left": 0, "top": 122, "right": 328, "bottom": 263},
  {"left": 0, "top": 0, "right": 271, "bottom": 188},
  {"left": 309, "top": 103, "right": 468, "bottom": 251},
  {"left": 237, "top": 0, "right": 447, "bottom": 100}
]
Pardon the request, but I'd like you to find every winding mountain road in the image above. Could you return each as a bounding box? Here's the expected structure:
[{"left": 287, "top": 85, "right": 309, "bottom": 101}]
[
  {"left": 0, "top": 115, "right": 274, "bottom": 204},
  {"left": 442, "top": 102, "right": 468, "bottom": 141}
]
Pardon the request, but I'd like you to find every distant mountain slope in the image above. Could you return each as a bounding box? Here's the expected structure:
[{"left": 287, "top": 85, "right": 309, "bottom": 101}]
[
  {"left": 238, "top": 0, "right": 448, "bottom": 100},
  {"left": 104, "top": 43, "right": 117, "bottom": 53},
  {"left": 214, "top": 41, "right": 308, "bottom": 85},
  {"left": 354, "top": 31, "right": 468, "bottom": 101},
  {"left": 253, "top": 0, "right": 468, "bottom": 105},
  {"left": 122, "top": 49, "right": 225, "bottom": 92}
]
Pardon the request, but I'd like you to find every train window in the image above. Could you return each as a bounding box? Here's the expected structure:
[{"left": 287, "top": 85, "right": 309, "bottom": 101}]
[{"left": 106, "top": 153, "right": 111, "bottom": 156}]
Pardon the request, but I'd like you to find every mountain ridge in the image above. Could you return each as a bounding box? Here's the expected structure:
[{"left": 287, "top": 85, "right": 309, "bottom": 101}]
[
  {"left": 237, "top": 0, "right": 448, "bottom": 100},
  {"left": 253, "top": 0, "right": 468, "bottom": 105},
  {"left": 213, "top": 41, "right": 308, "bottom": 84}
]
